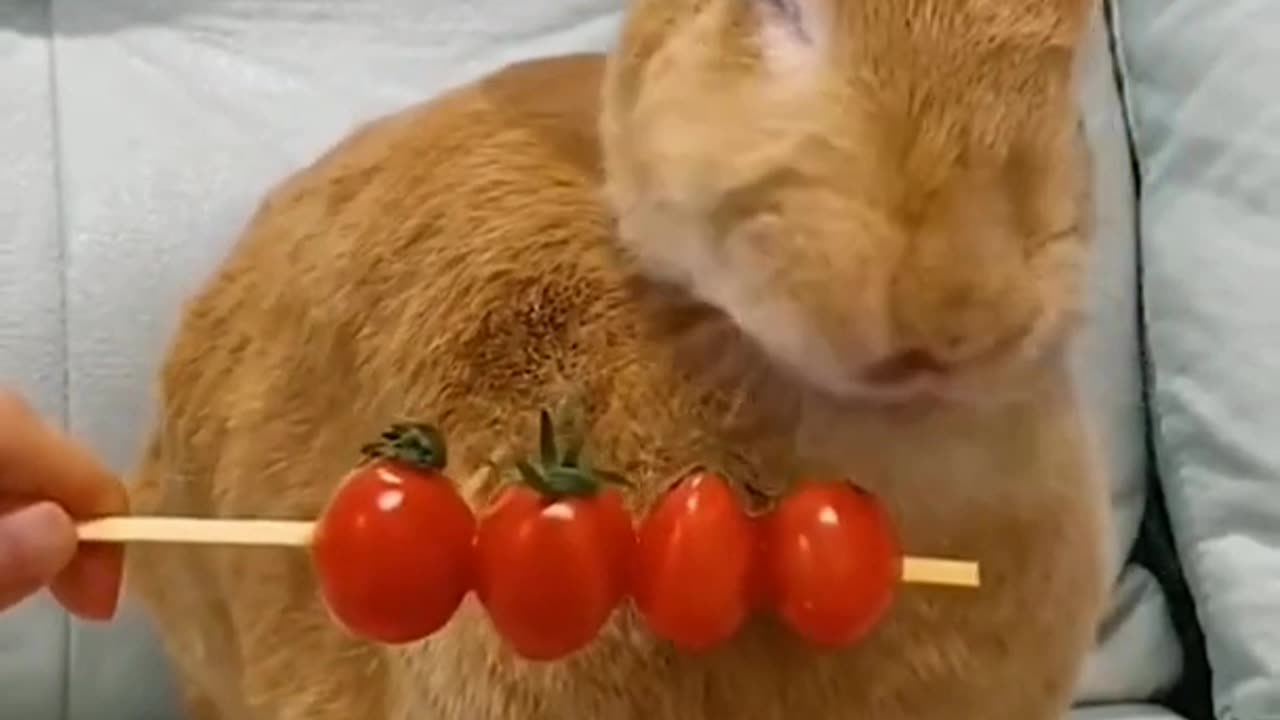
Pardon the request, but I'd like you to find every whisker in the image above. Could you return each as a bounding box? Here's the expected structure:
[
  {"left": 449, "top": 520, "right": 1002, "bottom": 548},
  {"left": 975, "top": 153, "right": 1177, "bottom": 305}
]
[{"left": 1044, "top": 225, "right": 1080, "bottom": 243}]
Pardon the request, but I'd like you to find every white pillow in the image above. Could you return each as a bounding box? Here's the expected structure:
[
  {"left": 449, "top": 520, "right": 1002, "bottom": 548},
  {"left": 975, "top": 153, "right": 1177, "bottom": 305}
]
[
  {"left": 1071, "top": 5, "right": 1182, "bottom": 704},
  {"left": 0, "top": 4, "right": 79, "bottom": 718},
  {"left": 1112, "top": 0, "right": 1280, "bottom": 717}
]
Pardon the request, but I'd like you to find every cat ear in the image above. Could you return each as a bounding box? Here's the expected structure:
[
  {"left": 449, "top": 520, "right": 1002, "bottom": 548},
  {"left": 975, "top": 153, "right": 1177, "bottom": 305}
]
[
  {"left": 753, "top": 0, "right": 827, "bottom": 74},
  {"left": 754, "top": 0, "right": 823, "bottom": 45}
]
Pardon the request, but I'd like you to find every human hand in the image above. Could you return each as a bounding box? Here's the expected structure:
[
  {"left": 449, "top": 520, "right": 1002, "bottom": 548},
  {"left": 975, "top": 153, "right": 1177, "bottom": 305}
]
[{"left": 0, "top": 390, "right": 126, "bottom": 620}]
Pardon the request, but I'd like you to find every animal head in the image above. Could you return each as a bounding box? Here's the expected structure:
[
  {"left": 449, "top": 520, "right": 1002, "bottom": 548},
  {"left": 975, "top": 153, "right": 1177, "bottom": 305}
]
[{"left": 602, "top": 0, "right": 1095, "bottom": 405}]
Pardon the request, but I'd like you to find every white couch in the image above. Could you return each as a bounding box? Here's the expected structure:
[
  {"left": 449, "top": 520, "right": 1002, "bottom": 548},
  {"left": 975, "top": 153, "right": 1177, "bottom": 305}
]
[{"left": 4, "top": 0, "right": 1278, "bottom": 718}]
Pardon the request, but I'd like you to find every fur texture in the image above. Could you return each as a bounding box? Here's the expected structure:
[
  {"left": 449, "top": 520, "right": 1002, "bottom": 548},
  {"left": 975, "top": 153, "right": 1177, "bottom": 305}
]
[{"left": 127, "top": 1, "right": 1108, "bottom": 718}]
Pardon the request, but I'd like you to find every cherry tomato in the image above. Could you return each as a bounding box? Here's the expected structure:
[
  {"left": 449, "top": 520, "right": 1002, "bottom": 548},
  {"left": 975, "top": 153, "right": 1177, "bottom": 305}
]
[
  {"left": 763, "top": 479, "right": 901, "bottom": 648},
  {"left": 632, "top": 470, "right": 756, "bottom": 652},
  {"left": 475, "top": 483, "right": 634, "bottom": 661},
  {"left": 311, "top": 423, "right": 475, "bottom": 645}
]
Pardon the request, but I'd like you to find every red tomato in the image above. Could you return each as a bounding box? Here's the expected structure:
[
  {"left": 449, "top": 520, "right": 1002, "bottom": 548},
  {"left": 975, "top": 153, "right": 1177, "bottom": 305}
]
[
  {"left": 475, "top": 484, "right": 635, "bottom": 661},
  {"left": 311, "top": 423, "right": 475, "bottom": 645},
  {"left": 763, "top": 479, "right": 901, "bottom": 648},
  {"left": 632, "top": 470, "right": 756, "bottom": 652}
]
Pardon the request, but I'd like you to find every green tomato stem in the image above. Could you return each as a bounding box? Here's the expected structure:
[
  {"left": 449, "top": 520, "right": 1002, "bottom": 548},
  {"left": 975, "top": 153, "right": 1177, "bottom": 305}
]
[{"left": 360, "top": 421, "right": 449, "bottom": 471}]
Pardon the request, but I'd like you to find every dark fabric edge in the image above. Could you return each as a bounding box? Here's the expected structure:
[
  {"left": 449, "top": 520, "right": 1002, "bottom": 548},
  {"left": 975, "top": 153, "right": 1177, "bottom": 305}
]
[{"left": 1102, "top": 2, "right": 1214, "bottom": 718}]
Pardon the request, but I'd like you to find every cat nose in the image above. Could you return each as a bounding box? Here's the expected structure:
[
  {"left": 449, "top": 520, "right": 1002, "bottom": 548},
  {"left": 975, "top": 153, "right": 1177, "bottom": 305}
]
[{"left": 861, "top": 348, "right": 945, "bottom": 385}]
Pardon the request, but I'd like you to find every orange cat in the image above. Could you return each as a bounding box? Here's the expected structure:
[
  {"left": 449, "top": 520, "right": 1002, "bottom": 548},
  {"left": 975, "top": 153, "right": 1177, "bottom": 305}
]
[{"left": 127, "top": 1, "right": 1109, "bottom": 718}]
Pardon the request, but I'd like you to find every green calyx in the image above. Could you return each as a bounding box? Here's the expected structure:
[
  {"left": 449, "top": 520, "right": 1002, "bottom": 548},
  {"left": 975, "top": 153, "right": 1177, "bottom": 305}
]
[
  {"left": 360, "top": 421, "right": 448, "bottom": 471},
  {"left": 514, "top": 408, "right": 629, "bottom": 500}
]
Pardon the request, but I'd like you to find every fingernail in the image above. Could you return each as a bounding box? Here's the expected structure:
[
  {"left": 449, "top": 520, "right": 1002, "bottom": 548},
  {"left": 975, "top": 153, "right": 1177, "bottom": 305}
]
[
  {"left": 0, "top": 503, "right": 76, "bottom": 583},
  {"left": 81, "top": 550, "right": 124, "bottom": 622}
]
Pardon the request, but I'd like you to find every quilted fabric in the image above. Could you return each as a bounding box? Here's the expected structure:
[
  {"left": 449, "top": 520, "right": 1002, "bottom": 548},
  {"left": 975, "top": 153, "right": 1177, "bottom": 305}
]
[
  {"left": 0, "top": 2, "right": 73, "bottom": 719},
  {"left": 1113, "top": 1, "right": 1280, "bottom": 718},
  {"left": 0, "top": 0, "right": 1186, "bottom": 717}
]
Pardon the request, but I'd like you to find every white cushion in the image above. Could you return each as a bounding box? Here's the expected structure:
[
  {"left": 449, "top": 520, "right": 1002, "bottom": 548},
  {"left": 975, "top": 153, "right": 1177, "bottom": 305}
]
[
  {"left": 1071, "top": 8, "right": 1181, "bottom": 703},
  {"left": 0, "top": 3, "right": 74, "bottom": 717},
  {"left": 1112, "top": 0, "right": 1280, "bottom": 717}
]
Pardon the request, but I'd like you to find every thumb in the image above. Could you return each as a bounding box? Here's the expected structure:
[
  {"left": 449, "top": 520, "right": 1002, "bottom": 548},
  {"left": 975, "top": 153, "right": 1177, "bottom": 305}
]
[{"left": 0, "top": 502, "right": 77, "bottom": 612}]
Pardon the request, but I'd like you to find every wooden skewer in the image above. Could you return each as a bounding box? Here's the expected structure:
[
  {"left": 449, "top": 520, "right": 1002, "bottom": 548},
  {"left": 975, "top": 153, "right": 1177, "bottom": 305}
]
[
  {"left": 901, "top": 557, "right": 980, "bottom": 588},
  {"left": 78, "top": 517, "right": 315, "bottom": 547},
  {"left": 77, "top": 516, "right": 980, "bottom": 588}
]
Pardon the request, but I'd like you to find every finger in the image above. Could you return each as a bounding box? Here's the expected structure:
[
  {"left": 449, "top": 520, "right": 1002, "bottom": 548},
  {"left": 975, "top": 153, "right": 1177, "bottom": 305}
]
[
  {"left": 0, "top": 393, "right": 129, "bottom": 621},
  {"left": 0, "top": 391, "right": 127, "bottom": 518},
  {"left": 0, "top": 502, "right": 78, "bottom": 612},
  {"left": 50, "top": 543, "right": 124, "bottom": 622},
  {"left": 0, "top": 495, "right": 124, "bottom": 620}
]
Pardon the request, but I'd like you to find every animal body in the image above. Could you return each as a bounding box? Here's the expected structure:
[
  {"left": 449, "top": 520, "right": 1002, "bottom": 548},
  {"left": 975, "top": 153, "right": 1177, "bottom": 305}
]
[{"left": 126, "top": 0, "right": 1109, "bottom": 718}]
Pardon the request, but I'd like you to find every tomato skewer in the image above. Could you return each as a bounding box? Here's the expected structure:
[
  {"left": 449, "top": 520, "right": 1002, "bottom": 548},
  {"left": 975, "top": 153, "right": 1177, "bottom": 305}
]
[
  {"left": 310, "top": 422, "right": 476, "bottom": 645},
  {"left": 761, "top": 478, "right": 901, "bottom": 648},
  {"left": 632, "top": 469, "right": 758, "bottom": 652},
  {"left": 475, "top": 409, "right": 636, "bottom": 661}
]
